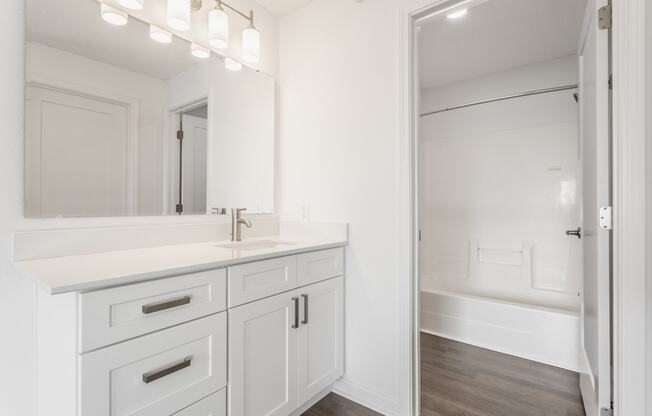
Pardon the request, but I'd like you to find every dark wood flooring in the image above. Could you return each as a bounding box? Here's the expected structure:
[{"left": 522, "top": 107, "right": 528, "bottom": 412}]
[{"left": 304, "top": 334, "right": 585, "bottom": 416}]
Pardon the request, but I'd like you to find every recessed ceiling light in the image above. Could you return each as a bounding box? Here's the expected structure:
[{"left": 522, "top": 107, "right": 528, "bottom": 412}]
[
  {"left": 225, "top": 58, "right": 242, "bottom": 72},
  {"left": 149, "top": 25, "right": 172, "bottom": 43},
  {"left": 446, "top": 8, "right": 468, "bottom": 19},
  {"left": 101, "top": 3, "right": 128, "bottom": 26},
  {"left": 191, "top": 43, "right": 211, "bottom": 59}
]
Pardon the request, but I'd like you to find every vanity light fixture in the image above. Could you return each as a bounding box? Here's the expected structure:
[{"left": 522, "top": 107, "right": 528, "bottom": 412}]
[
  {"left": 149, "top": 25, "right": 173, "bottom": 43},
  {"left": 242, "top": 17, "right": 260, "bottom": 63},
  {"left": 116, "top": 0, "right": 144, "bottom": 10},
  {"left": 167, "top": 0, "right": 191, "bottom": 31},
  {"left": 101, "top": 3, "right": 128, "bottom": 26},
  {"left": 208, "top": 0, "right": 229, "bottom": 49},
  {"left": 446, "top": 8, "right": 468, "bottom": 19},
  {"left": 224, "top": 57, "right": 242, "bottom": 71},
  {"left": 191, "top": 42, "right": 211, "bottom": 58},
  {"left": 210, "top": 1, "right": 260, "bottom": 63}
]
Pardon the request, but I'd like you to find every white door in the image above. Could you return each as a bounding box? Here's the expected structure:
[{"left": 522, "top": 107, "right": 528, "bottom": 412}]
[
  {"left": 228, "top": 291, "right": 299, "bottom": 416},
  {"left": 577, "top": 1, "right": 611, "bottom": 414},
  {"left": 25, "top": 85, "right": 130, "bottom": 217},
  {"left": 181, "top": 114, "right": 208, "bottom": 214},
  {"left": 297, "top": 277, "right": 344, "bottom": 404}
]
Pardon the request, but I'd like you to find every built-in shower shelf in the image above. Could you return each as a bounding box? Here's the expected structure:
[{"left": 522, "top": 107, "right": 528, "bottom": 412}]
[{"left": 469, "top": 240, "right": 533, "bottom": 281}]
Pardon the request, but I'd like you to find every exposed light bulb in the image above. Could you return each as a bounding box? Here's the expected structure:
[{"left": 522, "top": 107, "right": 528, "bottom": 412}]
[
  {"left": 446, "top": 8, "right": 468, "bottom": 19},
  {"left": 224, "top": 58, "right": 242, "bottom": 71},
  {"left": 101, "top": 3, "right": 128, "bottom": 26},
  {"left": 208, "top": 6, "right": 229, "bottom": 49},
  {"left": 149, "top": 25, "right": 172, "bottom": 43},
  {"left": 167, "top": 0, "right": 190, "bottom": 31},
  {"left": 191, "top": 43, "right": 211, "bottom": 59},
  {"left": 116, "top": 0, "right": 144, "bottom": 10},
  {"left": 242, "top": 25, "right": 260, "bottom": 63}
]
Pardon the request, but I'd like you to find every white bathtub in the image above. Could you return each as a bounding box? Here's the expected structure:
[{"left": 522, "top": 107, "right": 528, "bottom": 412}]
[{"left": 420, "top": 290, "right": 581, "bottom": 371}]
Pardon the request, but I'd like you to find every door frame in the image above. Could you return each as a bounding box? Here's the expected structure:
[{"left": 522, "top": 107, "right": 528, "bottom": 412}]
[
  {"left": 399, "top": 0, "right": 649, "bottom": 415},
  {"left": 164, "top": 97, "right": 209, "bottom": 215}
]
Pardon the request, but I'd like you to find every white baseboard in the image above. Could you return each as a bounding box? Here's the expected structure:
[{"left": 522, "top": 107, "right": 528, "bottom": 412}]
[
  {"left": 332, "top": 379, "right": 401, "bottom": 416},
  {"left": 420, "top": 291, "right": 581, "bottom": 372}
]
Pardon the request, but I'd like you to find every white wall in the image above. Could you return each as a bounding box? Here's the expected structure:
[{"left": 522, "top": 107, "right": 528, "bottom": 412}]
[
  {"left": 26, "top": 41, "right": 167, "bottom": 216},
  {"left": 278, "top": 0, "right": 413, "bottom": 414},
  {"left": 419, "top": 56, "right": 581, "bottom": 312}
]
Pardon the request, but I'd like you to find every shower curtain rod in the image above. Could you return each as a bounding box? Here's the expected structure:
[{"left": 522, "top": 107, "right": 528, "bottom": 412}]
[{"left": 419, "top": 84, "right": 579, "bottom": 117}]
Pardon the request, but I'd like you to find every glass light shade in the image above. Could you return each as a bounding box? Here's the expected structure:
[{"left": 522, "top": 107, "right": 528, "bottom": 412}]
[
  {"left": 149, "top": 25, "right": 172, "bottom": 43},
  {"left": 101, "top": 4, "right": 128, "bottom": 26},
  {"left": 242, "top": 26, "right": 260, "bottom": 64},
  {"left": 208, "top": 7, "right": 229, "bottom": 49},
  {"left": 167, "top": 0, "right": 190, "bottom": 31},
  {"left": 224, "top": 58, "right": 242, "bottom": 71},
  {"left": 117, "top": 0, "right": 144, "bottom": 10},
  {"left": 191, "top": 43, "right": 210, "bottom": 59}
]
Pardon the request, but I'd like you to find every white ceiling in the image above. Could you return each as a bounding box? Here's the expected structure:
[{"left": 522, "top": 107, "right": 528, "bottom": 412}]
[
  {"left": 254, "top": 0, "right": 315, "bottom": 16},
  {"left": 419, "top": 0, "right": 587, "bottom": 89},
  {"left": 27, "top": 0, "right": 203, "bottom": 80}
]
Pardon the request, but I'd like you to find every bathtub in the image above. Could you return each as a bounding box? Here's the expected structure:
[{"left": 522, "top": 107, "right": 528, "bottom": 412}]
[{"left": 420, "top": 290, "right": 581, "bottom": 371}]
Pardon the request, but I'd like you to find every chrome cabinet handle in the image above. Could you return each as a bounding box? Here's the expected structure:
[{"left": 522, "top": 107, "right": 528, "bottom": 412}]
[
  {"left": 142, "top": 295, "right": 191, "bottom": 314},
  {"left": 301, "top": 294, "right": 309, "bottom": 325},
  {"left": 291, "top": 297, "right": 299, "bottom": 329},
  {"left": 142, "top": 357, "right": 192, "bottom": 384}
]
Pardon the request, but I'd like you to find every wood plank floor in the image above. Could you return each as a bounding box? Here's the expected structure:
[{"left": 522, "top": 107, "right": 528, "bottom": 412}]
[{"left": 304, "top": 334, "right": 585, "bottom": 416}]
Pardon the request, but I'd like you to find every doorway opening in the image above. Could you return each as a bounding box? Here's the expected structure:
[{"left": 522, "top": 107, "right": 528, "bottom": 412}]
[
  {"left": 169, "top": 100, "right": 209, "bottom": 215},
  {"left": 410, "top": 0, "right": 612, "bottom": 415}
]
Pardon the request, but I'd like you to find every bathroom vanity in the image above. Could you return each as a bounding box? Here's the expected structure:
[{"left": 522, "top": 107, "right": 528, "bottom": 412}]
[{"left": 19, "top": 237, "right": 345, "bottom": 416}]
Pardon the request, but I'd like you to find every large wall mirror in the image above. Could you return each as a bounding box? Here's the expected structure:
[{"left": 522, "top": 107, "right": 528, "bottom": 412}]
[{"left": 25, "top": 0, "right": 275, "bottom": 218}]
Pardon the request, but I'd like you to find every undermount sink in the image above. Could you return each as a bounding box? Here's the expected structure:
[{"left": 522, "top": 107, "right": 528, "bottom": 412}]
[{"left": 215, "top": 240, "right": 297, "bottom": 251}]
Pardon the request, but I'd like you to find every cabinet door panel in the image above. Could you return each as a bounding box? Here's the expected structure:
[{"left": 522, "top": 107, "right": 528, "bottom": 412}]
[
  {"left": 228, "top": 291, "right": 298, "bottom": 416},
  {"left": 297, "top": 277, "right": 344, "bottom": 404},
  {"left": 297, "top": 248, "right": 343, "bottom": 286},
  {"left": 228, "top": 256, "right": 297, "bottom": 307}
]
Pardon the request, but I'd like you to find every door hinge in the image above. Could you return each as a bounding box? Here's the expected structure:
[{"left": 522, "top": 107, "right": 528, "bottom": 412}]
[
  {"left": 177, "top": 130, "right": 184, "bottom": 140},
  {"left": 418, "top": 230, "right": 422, "bottom": 242},
  {"left": 175, "top": 203, "right": 183, "bottom": 214},
  {"left": 600, "top": 407, "right": 613, "bottom": 416},
  {"left": 608, "top": 74, "right": 613, "bottom": 90},
  {"left": 599, "top": 206, "right": 613, "bottom": 230},
  {"left": 598, "top": 4, "right": 612, "bottom": 30}
]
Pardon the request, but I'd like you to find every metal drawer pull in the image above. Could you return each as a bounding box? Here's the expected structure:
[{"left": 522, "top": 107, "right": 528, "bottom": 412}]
[
  {"left": 142, "top": 295, "right": 191, "bottom": 314},
  {"left": 142, "top": 357, "right": 192, "bottom": 384},
  {"left": 292, "top": 297, "right": 299, "bottom": 329},
  {"left": 301, "top": 294, "right": 309, "bottom": 325}
]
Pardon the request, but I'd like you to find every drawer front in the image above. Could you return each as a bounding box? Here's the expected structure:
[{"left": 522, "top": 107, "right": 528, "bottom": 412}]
[
  {"left": 80, "top": 269, "right": 226, "bottom": 352},
  {"left": 298, "top": 248, "right": 344, "bottom": 286},
  {"left": 172, "top": 389, "right": 226, "bottom": 416},
  {"left": 80, "top": 313, "right": 227, "bottom": 416},
  {"left": 227, "top": 256, "right": 298, "bottom": 307}
]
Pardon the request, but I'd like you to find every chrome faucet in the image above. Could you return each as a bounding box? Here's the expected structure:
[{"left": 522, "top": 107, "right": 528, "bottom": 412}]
[{"left": 231, "top": 208, "right": 252, "bottom": 242}]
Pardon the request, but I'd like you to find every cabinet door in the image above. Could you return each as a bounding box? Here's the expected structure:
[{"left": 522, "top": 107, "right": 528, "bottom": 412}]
[
  {"left": 297, "top": 277, "right": 344, "bottom": 404},
  {"left": 228, "top": 291, "right": 299, "bottom": 416}
]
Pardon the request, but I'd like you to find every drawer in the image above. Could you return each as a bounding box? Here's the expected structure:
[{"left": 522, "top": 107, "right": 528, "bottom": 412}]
[
  {"left": 79, "top": 268, "right": 226, "bottom": 352},
  {"left": 298, "top": 248, "right": 344, "bottom": 286},
  {"left": 80, "top": 313, "right": 227, "bottom": 416},
  {"left": 172, "top": 389, "right": 226, "bottom": 416},
  {"left": 228, "top": 256, "right": 297, "bottom": 307}
]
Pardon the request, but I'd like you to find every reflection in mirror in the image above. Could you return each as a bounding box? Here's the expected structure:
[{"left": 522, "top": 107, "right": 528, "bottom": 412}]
[{"left": 25, "top": 0, "right": 275, "bottom": 218}]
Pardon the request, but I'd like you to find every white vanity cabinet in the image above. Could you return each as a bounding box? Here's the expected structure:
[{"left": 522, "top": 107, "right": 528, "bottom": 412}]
[
  {"left": 227, "top": 253, "right": 344, "bottom": 416},
  {"left": 34, "top": 246, "right": 344, "bottom": 416}
]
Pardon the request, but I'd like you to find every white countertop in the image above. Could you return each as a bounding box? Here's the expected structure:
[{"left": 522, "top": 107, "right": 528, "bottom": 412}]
[{"left": 15, "top": 237, "right": 347, "bottom": 294}]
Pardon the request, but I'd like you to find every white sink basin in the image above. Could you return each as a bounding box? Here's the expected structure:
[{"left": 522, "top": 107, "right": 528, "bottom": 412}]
[{"left": 215, "top": 240, "right": 297, "bottom": 251}]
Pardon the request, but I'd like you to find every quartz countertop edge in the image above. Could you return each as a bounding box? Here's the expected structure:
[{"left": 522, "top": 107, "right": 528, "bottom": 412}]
[{"left": 15, "top": 239, "right": 347, "bottom": 295}]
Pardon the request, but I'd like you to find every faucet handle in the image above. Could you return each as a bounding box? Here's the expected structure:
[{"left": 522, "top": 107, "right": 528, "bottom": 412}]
[{"left": 232, "top": 208, "right": 247, "bottom": 216}]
